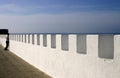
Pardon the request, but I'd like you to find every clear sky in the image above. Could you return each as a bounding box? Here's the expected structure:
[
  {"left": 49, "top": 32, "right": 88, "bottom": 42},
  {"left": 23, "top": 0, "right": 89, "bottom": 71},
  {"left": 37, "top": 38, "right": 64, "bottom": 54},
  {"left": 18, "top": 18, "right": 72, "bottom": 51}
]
[{"left": 0, "top": 0, "right": 120, "bottom": 33}]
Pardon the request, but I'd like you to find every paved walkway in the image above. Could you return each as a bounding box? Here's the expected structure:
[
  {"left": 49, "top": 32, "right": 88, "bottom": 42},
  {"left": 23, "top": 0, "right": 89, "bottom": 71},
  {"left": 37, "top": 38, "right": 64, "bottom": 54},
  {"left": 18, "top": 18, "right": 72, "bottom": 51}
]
[{"left": 0, "top": 45, "right": 51, "bottom": 78}]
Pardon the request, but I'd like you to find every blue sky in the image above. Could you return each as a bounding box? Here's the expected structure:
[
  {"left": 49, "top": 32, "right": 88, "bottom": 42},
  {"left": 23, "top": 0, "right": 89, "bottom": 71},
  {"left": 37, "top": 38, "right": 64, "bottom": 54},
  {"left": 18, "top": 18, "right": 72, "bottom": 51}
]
[{"left": 0, "top": 0, "right": 120, "bottom": 33}]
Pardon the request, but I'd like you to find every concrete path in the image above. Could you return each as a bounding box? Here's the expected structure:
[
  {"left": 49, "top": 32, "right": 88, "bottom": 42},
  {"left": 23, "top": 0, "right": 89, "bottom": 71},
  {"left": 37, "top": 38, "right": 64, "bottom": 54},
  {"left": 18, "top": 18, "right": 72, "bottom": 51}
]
[{"left": 0, "top": 45, "right": 51, "bottom": 78}]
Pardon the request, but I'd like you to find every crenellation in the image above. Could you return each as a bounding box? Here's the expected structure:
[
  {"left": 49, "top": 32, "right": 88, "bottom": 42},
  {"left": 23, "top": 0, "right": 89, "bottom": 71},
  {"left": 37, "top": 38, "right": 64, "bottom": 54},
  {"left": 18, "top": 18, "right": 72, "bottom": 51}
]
[
  {"left": 61, "top": 34, "right": 69, "bottom": 51},
  {"left": 0, "top": 34, "right": 115, "bottom": 59},
  {"left": 43, "top": 34, "right": 47, "bottom": 47}
]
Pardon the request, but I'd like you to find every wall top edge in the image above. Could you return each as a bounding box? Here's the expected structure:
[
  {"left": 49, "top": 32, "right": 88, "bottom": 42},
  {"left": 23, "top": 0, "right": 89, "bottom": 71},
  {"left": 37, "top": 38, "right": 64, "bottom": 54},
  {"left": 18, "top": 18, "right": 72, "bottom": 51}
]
[{"left": 9, "top": 33, "right": 120, "bottom": 35}]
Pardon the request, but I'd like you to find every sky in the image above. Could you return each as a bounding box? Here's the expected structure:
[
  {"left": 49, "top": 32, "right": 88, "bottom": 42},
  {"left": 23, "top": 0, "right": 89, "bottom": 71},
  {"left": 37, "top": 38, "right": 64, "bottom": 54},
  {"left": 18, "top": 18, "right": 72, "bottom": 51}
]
[{"left": 0, "top": 0, "right": 120, "bottom": 33}]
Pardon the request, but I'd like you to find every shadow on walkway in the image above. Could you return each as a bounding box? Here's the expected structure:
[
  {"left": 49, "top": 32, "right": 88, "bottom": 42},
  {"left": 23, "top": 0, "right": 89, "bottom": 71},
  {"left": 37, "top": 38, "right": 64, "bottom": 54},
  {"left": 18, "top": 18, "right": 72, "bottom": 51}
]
[{"left": 0, "top": 45, "right": 51, "bottom": 78}]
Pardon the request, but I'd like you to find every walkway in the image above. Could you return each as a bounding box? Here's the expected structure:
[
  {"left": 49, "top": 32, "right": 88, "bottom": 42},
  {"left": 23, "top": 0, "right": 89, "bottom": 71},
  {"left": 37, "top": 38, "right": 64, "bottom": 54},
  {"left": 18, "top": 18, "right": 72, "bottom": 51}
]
[{"left": 0, "top": 45, "right": 51, "bottom": 78}]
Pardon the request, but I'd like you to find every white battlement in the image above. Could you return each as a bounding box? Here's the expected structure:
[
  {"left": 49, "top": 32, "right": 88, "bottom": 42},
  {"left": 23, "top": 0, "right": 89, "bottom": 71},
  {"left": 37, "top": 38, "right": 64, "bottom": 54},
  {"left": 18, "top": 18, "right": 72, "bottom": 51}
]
[{"left": 0, "top": 34, "right": 120, "bottom": 78}]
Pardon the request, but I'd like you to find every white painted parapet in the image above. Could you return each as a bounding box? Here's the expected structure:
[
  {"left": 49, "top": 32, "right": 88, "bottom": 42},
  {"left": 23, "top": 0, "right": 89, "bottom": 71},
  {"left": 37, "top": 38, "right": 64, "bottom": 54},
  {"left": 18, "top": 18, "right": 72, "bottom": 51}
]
[{"left": 0, "top": 34, "right": 120, "bottom": 78}]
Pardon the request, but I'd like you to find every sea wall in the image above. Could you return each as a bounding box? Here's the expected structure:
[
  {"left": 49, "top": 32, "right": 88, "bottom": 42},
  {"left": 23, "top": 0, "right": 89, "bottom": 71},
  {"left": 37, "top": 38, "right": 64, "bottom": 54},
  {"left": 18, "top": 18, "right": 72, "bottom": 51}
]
[{"left": 0, "top": 34, "right": 120, "bottom": 78}]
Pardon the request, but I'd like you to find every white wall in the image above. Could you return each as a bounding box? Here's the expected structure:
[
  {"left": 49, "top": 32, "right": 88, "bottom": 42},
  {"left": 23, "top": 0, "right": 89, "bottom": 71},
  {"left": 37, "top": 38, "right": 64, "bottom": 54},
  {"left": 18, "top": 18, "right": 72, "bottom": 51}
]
[{"left": 0, "top": 34, "right": 120, "bottom": 78}]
